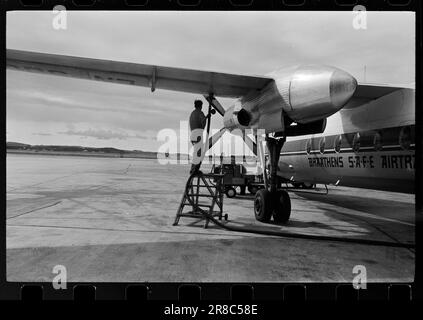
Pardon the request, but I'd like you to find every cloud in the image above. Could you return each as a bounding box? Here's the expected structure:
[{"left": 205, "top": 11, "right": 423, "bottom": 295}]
[
  {"left": 59, "top": 128, "right": 157, "bottom": 141},
  {"left": 33, "top": 132, "right": 52, "bottom": 136},
  {"left": 135, "top": 133, "right": 155, "bottom": 140},
  {"left": 60, "top": 128, "right": 130, "bottom": 140},
  {"left": 6, "top": 11, "right": 414, "bottom": 151},
  {"left": 6, "top": 75, "right": 214, "bottom": 133}
]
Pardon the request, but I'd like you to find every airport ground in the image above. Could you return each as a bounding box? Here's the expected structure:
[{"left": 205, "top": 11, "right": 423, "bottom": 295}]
[{"left": 6, "top": 153, "right": 414, "bottom": 282}]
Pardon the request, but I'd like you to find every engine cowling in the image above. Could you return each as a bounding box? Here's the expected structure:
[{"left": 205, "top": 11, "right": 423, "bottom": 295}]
[
  {"left": 223, "top": 65, "right": 357, "bottom": 133},
  {"left": 223, "top": 104, "right": 252, "bottom": 131},
  {"left": 270, "top": 65, "right": 357, "bottom": 123}
]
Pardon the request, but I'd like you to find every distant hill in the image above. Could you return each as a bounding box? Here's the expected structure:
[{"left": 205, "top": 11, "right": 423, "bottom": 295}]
[
  {"left": 6, "top": 142, "right": 157, "bottom": 156},
  {"left": 7, "top": 142, "right": 249, "bottom": 161},
  {"left": 6, "top": 142, "right": 31, "bottom": 149}
]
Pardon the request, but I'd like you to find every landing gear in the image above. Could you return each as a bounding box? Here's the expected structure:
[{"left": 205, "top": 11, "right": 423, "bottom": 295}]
[
  {"left": 272, "top": 189, "right": 291, "bottom": 223},
  {"left": 254, "top": 136, "right": 292, "bottom": 224},
  {"left": 254, "top": 189, "right": 272, "bottom": 222}
]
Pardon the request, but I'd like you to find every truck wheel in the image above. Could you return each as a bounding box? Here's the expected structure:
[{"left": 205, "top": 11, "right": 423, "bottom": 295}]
[
  {"left": 272, "top": 190, "right": 291, "bottom": 223},
  {"left": 248, "top": 185, "right": 259, "bottom": 194},
  {"left": 225, "top": 187, "right": 237, "bottom": 198},
  {"left": 254, "top": 189, "right": 272, "bottom": 222}
]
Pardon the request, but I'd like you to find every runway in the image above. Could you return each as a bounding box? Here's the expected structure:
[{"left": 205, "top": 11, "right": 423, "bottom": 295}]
[{"left": 6, "top": 153, "right": 415, "bottom": 282}]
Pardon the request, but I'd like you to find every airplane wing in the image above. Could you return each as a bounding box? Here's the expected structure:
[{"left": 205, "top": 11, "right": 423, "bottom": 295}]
[
  {"left": 345, "top": 82, "right": 414, "bottom": 108},
  {"left": 6, "top": 49, "right": 272, "bottom": 98},
  {"left": 353, "top": 83, "right": 412, "bottom": 99}
]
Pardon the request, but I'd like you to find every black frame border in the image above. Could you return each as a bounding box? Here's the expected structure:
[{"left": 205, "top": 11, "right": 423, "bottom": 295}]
[{"left": 0, "top": 0, "right": 421, "bottom": 304}]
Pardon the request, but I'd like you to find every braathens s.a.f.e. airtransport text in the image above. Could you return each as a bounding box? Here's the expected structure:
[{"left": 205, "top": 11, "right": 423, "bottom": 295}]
[{"left": 6, "top": 49, "right": 415, "bottom": 223}]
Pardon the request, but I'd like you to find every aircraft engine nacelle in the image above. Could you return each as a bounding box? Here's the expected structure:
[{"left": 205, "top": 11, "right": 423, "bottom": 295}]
[
  {"left": 223, "top": 104, "right": 252, "bottom": 131},
  {"left": 223, "top": 65, "right": 357, "bottom": 134},
  {"left": 271, "top": 65, "right": 357, "bottom": 124}
]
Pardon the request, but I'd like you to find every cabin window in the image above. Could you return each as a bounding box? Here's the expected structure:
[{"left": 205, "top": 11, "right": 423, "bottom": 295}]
[
  {"left": 319, "top": 137, "right": 326, "bottom": 154},
  {"left": 305, "top": 139, "right": 312, "bottom": 155},
  {"left": 399, "top": 126, "right": 411, "bottom": 150},
  {"left": 352, "top": 132, "right": 360, "bottom": 152},
  {"left": 334, "top": 135, "right": 342, "bottom": 153},
  {"left": 373, "top": 132, "right": 383, "bottom": 151}
]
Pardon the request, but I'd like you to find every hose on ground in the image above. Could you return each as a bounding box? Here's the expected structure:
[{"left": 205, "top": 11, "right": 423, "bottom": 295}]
[{"left": 183, "top": 172, "right": 415, "bottom": 250}]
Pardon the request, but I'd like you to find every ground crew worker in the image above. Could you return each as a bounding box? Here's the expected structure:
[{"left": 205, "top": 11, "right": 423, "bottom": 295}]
[{"left": 189, "top": 99, "right": 210, "bottom": 174}]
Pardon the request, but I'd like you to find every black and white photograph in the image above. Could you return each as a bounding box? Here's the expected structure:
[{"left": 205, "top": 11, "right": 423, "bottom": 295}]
[{"left": 6, "top": 10, "right": 415, "bottom": 284}]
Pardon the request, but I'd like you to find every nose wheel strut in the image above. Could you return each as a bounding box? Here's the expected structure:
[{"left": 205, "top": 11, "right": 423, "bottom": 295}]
[{"left": 254, "top": 136, "right": 291, "bottom": 223}]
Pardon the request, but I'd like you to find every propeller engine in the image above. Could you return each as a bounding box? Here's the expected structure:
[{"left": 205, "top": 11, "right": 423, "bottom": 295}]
[
  {"left": 205, "top": 65, "right": 357, "bottom": 156},
  {"left": 200, "top": 66, "right": 357, "bottom": 224}
]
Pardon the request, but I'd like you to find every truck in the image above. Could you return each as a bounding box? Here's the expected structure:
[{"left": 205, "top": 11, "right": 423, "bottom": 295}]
[{"left": 211, "top": 162, "right": 264, "bottom": 198}]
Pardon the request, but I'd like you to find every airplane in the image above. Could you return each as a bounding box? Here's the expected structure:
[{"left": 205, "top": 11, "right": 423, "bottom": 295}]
[
  {"left": 6, "top": 49, "right": 415, "bottom": 224},
  {"left": 277, "top": 84, "right": 415, "bottom": 195}
]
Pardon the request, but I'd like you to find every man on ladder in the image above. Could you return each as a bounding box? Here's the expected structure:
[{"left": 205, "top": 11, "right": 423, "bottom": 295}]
[
  {"left": 189, "top": 99, "right": 211, "bottom": 174},
  {"left": 173, "top": 98, "right": 225, "bottom": 228}
]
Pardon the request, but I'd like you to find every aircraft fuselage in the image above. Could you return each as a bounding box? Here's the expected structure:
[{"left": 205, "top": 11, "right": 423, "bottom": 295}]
[{"left": 277, "top": 88, "right": 415, "bottom": 194}]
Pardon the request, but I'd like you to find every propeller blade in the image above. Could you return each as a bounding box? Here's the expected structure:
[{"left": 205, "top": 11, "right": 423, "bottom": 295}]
[
  {"left": 206, "top": 127, "right": 227, "bottom": 151},
  {"left": 204, "top": 95, "right": 226, "bottom": 116},
  {"left": 241, "top": 132, "right": 257, "bottom": 156}
]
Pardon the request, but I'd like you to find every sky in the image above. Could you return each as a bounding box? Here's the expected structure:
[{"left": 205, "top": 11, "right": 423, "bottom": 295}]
[{"left": 6, "top": 11, "right": 415, "bottom": 153}]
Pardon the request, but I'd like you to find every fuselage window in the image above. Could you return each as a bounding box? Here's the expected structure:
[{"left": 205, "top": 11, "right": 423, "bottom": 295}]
[
  {"left": 319, "top": 137, "right": 325, "bottom": 154},
  {"left": 373, "top": 132, "right": 383, "bottom": 151},
  {"left": 399, "top": 126, "right": 411, "bottom": 150},
  {"left": 305, "top": 139, "right": 312, "bottom": 155},
  {"left": 334, "top": 135, "right": 342, "bottom": 153},
  {"left": 352, "top": 132, "right": 360, "bottom": 153}
]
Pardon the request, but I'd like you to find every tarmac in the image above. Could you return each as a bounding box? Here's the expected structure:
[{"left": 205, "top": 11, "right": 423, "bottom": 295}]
[{"left": 6, "top": 154, "right": 415, "bottom": 282}]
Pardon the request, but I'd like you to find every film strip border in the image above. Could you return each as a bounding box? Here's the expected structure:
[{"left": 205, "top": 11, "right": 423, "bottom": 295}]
[
  {"left": 1, "top": 0, "right": 421, "bottom": 304},
  {"left": 0, "top": 283, "right": 415, "bottom": 301},
  {"left": 3, "top": 0, "right": 418, "bottom": 10}
]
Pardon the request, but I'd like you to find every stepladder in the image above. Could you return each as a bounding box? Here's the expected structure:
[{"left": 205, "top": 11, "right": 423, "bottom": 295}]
[{"left": 173, "top": 172, "right": 227, "bottom": 228}]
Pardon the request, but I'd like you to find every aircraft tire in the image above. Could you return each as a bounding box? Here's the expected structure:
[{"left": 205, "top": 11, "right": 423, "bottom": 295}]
[
  {"left": 272, "top": 190, "right": 291, "bottom": 224},
  {"left": 254, "top": 189, "right": 272, "bottom": 222}
]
